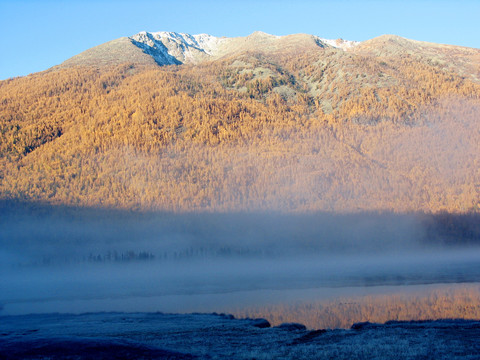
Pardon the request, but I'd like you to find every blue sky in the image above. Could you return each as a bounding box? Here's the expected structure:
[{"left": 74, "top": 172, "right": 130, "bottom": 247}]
[{"left": 1, "top": 0, "right": 479, "bottom": 80}]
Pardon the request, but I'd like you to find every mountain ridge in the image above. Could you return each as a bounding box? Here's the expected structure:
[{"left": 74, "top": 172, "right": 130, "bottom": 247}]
[
  {"left": 56, "top": 30, "right": 480, "bottom": 85},
  {"left": 61, "top": 30, "right": 362, "bottom": 68}
]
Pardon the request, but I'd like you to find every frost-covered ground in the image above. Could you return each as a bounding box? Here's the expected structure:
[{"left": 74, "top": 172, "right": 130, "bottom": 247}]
[{"left": 1, "top": 312, "right": 480, "bottom": 359}]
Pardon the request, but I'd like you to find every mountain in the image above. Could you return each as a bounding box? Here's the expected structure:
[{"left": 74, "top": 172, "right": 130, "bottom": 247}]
[
  {"left": 1, "top": 31, "right": 479, "bottom": 213},
  {"left": 57, "top": 31, "right": 480, "bottom": 84}
]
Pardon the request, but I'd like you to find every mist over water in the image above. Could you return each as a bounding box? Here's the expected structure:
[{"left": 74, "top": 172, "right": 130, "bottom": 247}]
[{"left": 1, "top": 200, "right": 480, "bottom": 317}]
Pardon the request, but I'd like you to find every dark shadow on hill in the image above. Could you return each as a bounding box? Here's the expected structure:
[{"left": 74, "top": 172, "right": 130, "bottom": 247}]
[{"left": 0, "top": 337, "right": 196, "bottom": 360}]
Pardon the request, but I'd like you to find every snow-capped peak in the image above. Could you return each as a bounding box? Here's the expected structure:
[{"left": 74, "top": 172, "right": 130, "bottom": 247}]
[
  {"left": 150, "top": 31, "right": 219, "bottom": 53},
  {"left": 318, "top": 37, "right": 360, "bottom": 50},
  {"left": 128, "top": 30, "right": 359, "bottom": 67},
  {"left": 129, "top": 31, "right": 223, "bottom": 65}
]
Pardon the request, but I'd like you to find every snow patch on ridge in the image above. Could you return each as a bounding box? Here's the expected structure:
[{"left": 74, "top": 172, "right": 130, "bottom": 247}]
[
  {"left": 129, "top": 31, "right": 182, "bottom": 65},
  {"left": 192, "top": 33, "right": 223, "bottom": 55},
  {"left": 130, "top": 31, "right": 222, "bottom": 65},
  {"left": 318, "top": 37, "right": 360, "bottom": 50},
  {"left": 150, "top": 31, "right": 221, "bottom": 56}
]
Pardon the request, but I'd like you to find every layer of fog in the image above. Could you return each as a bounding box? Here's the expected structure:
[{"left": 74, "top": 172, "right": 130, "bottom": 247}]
[{"left": 1, "top": 203, "right": 480, "bottom": 315}]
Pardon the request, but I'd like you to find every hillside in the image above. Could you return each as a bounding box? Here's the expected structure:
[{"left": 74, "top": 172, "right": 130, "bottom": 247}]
[{"left": 1, "top": 31, "right": 479, "bottom": 213}]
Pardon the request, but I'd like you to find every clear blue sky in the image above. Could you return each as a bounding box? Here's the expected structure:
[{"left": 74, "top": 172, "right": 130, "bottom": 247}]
[{"left": 1, "top": 0, "right": 479, "bottom": 80}]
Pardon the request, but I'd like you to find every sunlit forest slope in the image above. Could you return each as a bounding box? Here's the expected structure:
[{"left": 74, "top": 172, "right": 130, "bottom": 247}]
[{"left": 1, "top": 33, "right": 479, "bottom": 212}]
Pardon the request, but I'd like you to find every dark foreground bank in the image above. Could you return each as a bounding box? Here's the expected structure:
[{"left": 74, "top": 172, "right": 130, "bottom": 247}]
[{"left": 1, "top": 312, "right": 480, "bottom": 359}]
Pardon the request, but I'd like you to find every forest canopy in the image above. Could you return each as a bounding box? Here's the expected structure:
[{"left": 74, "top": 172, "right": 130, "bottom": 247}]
[{"left": 1, "top": 43, "right": 479, "bottom": 213}]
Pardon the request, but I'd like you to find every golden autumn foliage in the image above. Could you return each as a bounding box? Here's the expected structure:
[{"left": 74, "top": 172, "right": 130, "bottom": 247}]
[{"left": 1, "top": 45, "right": 479, "bottom": 213}]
